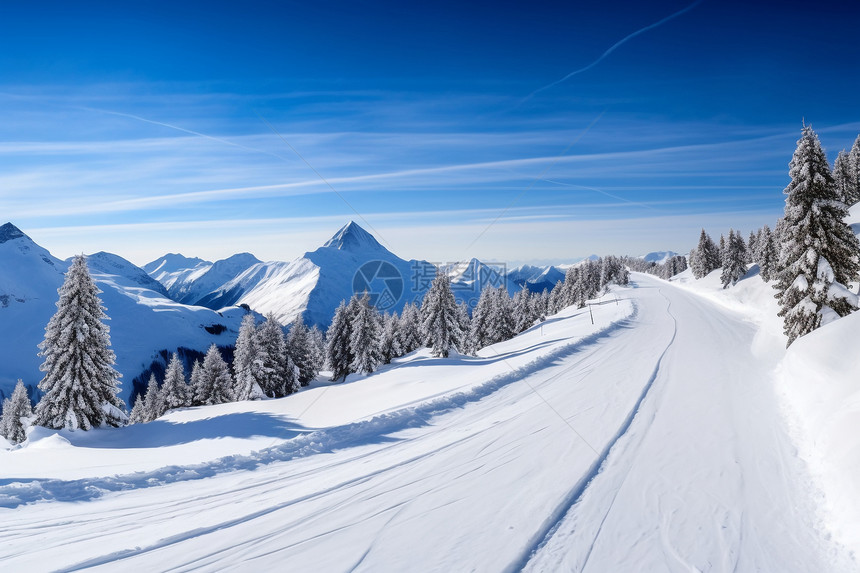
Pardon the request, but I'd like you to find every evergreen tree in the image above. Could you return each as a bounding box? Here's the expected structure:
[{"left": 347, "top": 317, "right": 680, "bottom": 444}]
[
  {"left": 128, "top": 394, "right": 146, "bottom": 424},
  {"left": 398, "top": 302, "right": 424, "bottom": 354},
  {"left": 197, "top": 344, "right": 235, "bottom": 405},
  {"left": 350, "top": 292, "right": 383, "bottom": 374},
  {"left": 287, "top": 316, "right": 317, "bottom": 386},
  {"left": 143, "top": 374, "right": 163, "bottom": 421},
  {"left": 35, "top": 255, "right": 125, "bottom": 430},
  {"left": 720, "top": 230, "right": 748, "bottom": 288},
  {"left": 327, "top": 300, "right": 355, "bottom": 381},
  {"left": 548, "top": 280, "right": 564, "bottom": 314},
  {"left": 757, "top": 225, "right": 778, "bottom": 282},
  {"left": 422, "top": 272, "right": 462, "bottom": 357},
  {"left": 161, "top": 352, "right": 189, "bottom": 411},
  {"left": 469, "top": 287, "right": 494, "bottom": 350},
  {"left": 456, "top": 301, "right": 475, "bottom": 355},
  {"left": 833, "top": 149, "right": 855, "bottom": 205},
  {"left": 1, "top": 380, "right": 32, "bottom": 444},
  {"left": 747, "top": 231, "right": 758, "bottom": 264},
  {"left": 692, "top": 229, "right": 720, "bottom": 279},
  {"left": 380, "top": 312, "right": 403, "bottom": 364},
  {"left": 189, "top": 359, "right": 204, "bottom": 406},
  {"left": 849, "top": 134, "right": 860, "bottom": 205},
  {"left": 775, "top": 126, "right": 860, "bottom": 345},
  {"left": 513, "top": 287, "right": 533, "bottom": 333},
  {"left": 257, "top": 314, "right": 295, "bottom": 397},
  {"left": 491, "top": 287, "right": 516, "bottom": 342},
  {"left": 233, "top": 314, "right": 265, "bottom": 400},
  {"left": 308, "top": 325, "right": 326, "bottom": 376}
]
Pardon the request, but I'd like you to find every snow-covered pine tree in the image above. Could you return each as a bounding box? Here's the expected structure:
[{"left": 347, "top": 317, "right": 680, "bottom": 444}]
[
  {"left": 456, "top": 301, "right": 475, "bottom": 355},
  {"left": 747, "top": 231, "right": 758, "bottom": 264},
  {"left": 421, "top": 272, "right": 462, "bottom": 357},
  {"left": 189, "top": 359, "right": 204, "bottom": 406},
  {"left": 397, "top": 302, "right": 423, "bottom": 354},
  {"left": 380, "top": 312, "right": 403, "bottom": 364},
  {"left": 349, "top": 292, "right": 383, "bottom": 374},
  {"left": 775, "top": 126, "right": 860, "bottom": 345},
  {"left": 308, "top": 325, "right": 326, "bottom": 375},
  {"left": 143, "top": 374, "right": 163, "bottom": 422},
  {"left": 197, "top": 344, "right": 235, "bottom": 405},
  {"left": 720, "top": 229, "right": 748, "bottom": 288},
  {"left": 848, "top": 134, "right": 860, "bottom": 205},
  {"left": 257, "top": 314, "right": 291, "bottom": 397},
  {"left": 128, "top": 393, "right": 146, "bottom": 424},
  {"left": 327, "top": 300, "right": 355, "bottom": 381},
  {"left": 692, "top": 229, "right": 720, "bottom": 279},
  {"left": 1, "top": 380, "right": 32, "bottom": 444},
  {"left": 233, "top": 314, "right": 265, "bottom": 401},
  {"left": 469, "top": 287, "right": 493, "bottom": 350},
  {"left": 757, "top": 225, "right": 778, "bottom": 282},
  {"left": 34, "top": 255, "right": 126, "bottom": 430},
  {"left": 513, "top": 287, "right": 533, "bottom": 333},
  {"left": 533, "top": 289, "right": 549, "bottom": 322},
  {"left": 833, "top": 150, "right": 855, "bottom": 206},
  {"left": 493, "top": 287, "right": 517, "bottom": 342},
  {"left": 287, "top": 315, "right": 317, "bottom": 386},
  {"left": 161, "top": 352, "right": 189, "bottom": 411},
  {"left": 548, "top": 280, "right": 564, "bottom": 314}
]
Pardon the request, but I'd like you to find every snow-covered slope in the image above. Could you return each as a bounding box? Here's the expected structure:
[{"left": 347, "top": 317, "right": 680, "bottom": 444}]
[
  {"left": 160, "top": 252, "right": 260, "bottom": 306},
  {"left": 0, "top": 275, "right": 852, "bottom": 571},
  {"left": 0, "top": 223, "right": 247, "bottom": 404}
]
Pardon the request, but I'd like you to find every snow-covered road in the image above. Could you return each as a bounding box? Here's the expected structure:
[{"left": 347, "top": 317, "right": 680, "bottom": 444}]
[{"left": 1, "top": 274, "right": 851, "bottom": 571}]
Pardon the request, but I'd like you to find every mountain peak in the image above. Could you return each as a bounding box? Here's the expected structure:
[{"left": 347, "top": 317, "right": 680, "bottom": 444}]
[
  {"left": 0, "top": 222, "right": 28, "bottom": 244},
  {"left": 323, "top": 221, "right": 386, "bottom": 252}
]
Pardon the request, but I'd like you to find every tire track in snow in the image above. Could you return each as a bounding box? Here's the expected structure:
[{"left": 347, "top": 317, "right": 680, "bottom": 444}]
[{"left": 509, "top": 286, "right": 678, "bottom": 573}]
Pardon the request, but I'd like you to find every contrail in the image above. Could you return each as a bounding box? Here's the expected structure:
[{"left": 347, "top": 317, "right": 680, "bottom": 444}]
[
  {"left": 74, "top": 105, "right": 292, "bottom": 162},
  {"left": 521, "top": 0, "right": 703, "bottom": 104}
]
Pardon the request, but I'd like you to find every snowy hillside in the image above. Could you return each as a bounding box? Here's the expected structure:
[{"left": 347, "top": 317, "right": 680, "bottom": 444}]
[
  {"left": 1, "top": 274, "right": 854, "bottom": 571},
  {"left": 143, "top": 253, "right": 212, "bottom": 292},
  {"left": 0, "top": 224, "right": 248, "bottom": 404}
]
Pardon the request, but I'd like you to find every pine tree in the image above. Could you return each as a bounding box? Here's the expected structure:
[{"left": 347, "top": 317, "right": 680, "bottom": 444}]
[
  {"left": 469, "top": 287, "right": 494, "bottom": 350},
  {"left": 720, "top": 230, "right": 748, "bottom": 288},
  {"left": 327, "top": 300, "right": 355, "bottom": 381},
  {"left": 257, "top": 314, "right": 296, "bottom": 397},
  {"left": 775, "top": 126, "right": 860, "bottom": 345},
  {"left": 35, "top": 255, "right": 125, "bottom": 430},
  {"left": 456, "top": 301, "right": 475, "bottom": 355},
  {"left": 1, "top": 380, "right": 32, "bottom": 444},
  {"left": 398, "top": 303, "right": 423, "bottom": 354},
  {"left": 143, "top": 374, "right": 163, "bottom": 421},
  {"left": 196, "top": 344, "right": 234, "bottom": 405},
  {"left": 548, "top": 280, "right": 564, "bottom": 314},
  {"left": 287, "top": 316, "right": 317, "bottom": 386},
  {"left": 128, "top": 394, "right": 146, "bottom": 424},
  {"left": 422, "top": 272, "right": 462, "bottom": 357},
  {"left": 757, "top": 225, "right": 778, "bottom": 282},
  {"left": 833, "top": 150, "right": 854, "bottom": 205},
  {"left": 747, "top": 231, "right": 758, "bottom": 264},
  {"left": 308, "top": 325, "right": 326, "bottom": 376},
  {"left": 380, "top": 312, "right": 403, "bottom": 364},
  {"left": 233, "top": 314, "right": 265, "bottom": 400},
  {"left": 161, "top": 352, "right": 189, "bottom": 411},
  {"left": 492, "top": 287, "right": 516, "bottom": 341},
  {"left": 692, "top": 229, "right": 720, "bottom": 279},
  {"left": 513, "top": 288, "right": 533, "bottom": 333},
  {"left": 848, "top": 134, "right": 860, "bottom": 205},
  {"left": 189, "top": 359, "right": 204, "bottom": 406},
  {"left": 350, "top": 292, "right": 383, "bottom": 374}
]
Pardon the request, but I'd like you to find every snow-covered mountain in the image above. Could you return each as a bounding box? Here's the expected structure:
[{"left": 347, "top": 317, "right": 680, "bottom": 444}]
[
  {"left": 509, "top": 264, "right": 566, "bottom": 293},
  {"left": 147, "top": 222, "right": 519, "bottom": 328},
  {"left": 639, "top": 250, "right": 678, "bottom": 264},
  {"left": 0, "top": 223, "right": 248, "bottom": 405}
]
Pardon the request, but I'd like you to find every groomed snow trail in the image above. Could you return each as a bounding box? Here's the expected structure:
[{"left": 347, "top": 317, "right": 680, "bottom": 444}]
[{"left": 0, "top": 275, "right": 849, "bottom": 571}]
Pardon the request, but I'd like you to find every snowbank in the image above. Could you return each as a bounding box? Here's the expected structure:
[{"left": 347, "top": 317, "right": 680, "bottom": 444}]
[{"left": 777, "top": 310, "right": 860, "bottom": 555}]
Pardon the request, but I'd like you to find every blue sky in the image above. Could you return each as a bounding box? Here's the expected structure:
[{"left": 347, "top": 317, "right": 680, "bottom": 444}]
[{"left": 2, "top": 0, "right": 860, "bottom": 266}]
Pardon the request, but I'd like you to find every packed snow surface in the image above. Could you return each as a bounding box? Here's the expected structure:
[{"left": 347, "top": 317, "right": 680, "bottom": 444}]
[{"left": 1, "top": 274, "right": 854, "bottom": 571}]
